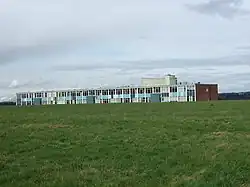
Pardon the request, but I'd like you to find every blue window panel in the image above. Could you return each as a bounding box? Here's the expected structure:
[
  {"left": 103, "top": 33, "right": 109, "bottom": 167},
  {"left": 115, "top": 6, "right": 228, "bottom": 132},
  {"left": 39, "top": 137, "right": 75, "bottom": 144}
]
[
  {"left": 58, "top": 97, "right": 65, "bottom": 101},
  {"left": 137, "top": 94, "right": 144, "bottom": 98},
  {"left": 76, "top": 96, "right": 82, "bottom": 100},
  {"left": 145, "top": 94, "right": 151, "bottom": 98},
  {"left": 82, "top": 96, "right": 87, "bottom": 100},
  {"left": 66, "top": 96, "right": 72, "bottom": 100},
  {"left": 25, "top": 98, "right": 32, "bottom": 102},
  {"left": 100, "top": 95, "right": 109, "bottom": 99},
  {"left": 117, "top": 95, "right": 122, "bottom": 98},
  {"left": 178, "top": 92, "right": 183, "bottom": 97},
  {"left": 108, "top": 95, "right": 112, "bottom": 99},
  {"left": 170, "top": 92, "right": 178, "bottom": 97},
  {"left": 114, "top": 94, "right": 124, "bottom": 99},
  {"left": 123, "top": 94, "right": 131, "bottom": 98},
  {"left": 42, "top": 98, "right": 47, "bottom": 102}
]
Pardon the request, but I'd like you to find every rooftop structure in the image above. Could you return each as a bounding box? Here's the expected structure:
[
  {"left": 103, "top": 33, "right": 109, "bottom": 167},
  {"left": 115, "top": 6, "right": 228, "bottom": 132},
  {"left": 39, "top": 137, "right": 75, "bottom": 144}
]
[{"left": 141, "top": 74, "right": 177, "bottom": 86}]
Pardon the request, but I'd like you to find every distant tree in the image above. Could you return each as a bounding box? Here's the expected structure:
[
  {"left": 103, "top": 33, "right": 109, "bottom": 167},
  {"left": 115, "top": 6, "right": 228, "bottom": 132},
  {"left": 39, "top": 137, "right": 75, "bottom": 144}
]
[
  {"left": 0, "top": 102, "right": 16, "bottom": 106},
  {"left": 219, "top": 92, "right": 250, "bottom": 100}
]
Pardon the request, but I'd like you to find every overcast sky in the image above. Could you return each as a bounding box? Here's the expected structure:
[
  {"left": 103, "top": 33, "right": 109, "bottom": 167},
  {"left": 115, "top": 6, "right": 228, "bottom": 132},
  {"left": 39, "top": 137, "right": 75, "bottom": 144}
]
[{"left": 0, "top": 0, "right": 250, "bottom": 99}]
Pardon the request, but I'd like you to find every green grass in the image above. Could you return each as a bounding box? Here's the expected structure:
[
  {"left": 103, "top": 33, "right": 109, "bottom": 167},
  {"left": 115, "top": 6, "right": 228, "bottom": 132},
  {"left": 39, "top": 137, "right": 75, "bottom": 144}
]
[{"left": 1, "top": 101, "right": 250, "bottom": 187}]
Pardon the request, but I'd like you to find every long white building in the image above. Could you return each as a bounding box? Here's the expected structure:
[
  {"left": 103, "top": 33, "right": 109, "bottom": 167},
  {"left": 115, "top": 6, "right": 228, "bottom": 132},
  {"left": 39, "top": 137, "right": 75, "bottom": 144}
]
[{"left": 16, "top": 74, "right": 218, "bottom": 106}]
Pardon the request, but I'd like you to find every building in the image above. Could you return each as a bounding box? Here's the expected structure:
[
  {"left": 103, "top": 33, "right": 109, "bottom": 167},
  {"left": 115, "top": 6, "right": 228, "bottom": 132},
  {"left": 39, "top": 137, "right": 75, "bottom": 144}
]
[
  {"left": 195, "top": 83, "right": 218, "bottom": 101},
  {"left": 16, "top": 75, "right": 218, "bottom": 106}
]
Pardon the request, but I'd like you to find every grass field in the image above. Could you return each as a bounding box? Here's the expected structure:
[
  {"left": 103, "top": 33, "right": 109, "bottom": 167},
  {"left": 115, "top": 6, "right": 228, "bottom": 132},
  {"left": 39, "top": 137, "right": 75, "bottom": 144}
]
[{"left": 1, "top": 101, "right": 250, "bottom": 187}]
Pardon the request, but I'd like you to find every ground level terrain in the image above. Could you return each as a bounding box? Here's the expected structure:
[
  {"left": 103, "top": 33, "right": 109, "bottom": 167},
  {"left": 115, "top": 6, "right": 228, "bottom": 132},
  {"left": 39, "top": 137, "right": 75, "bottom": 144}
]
[{"left": 0, "top": 101, "right": 250, "bottom": 186}]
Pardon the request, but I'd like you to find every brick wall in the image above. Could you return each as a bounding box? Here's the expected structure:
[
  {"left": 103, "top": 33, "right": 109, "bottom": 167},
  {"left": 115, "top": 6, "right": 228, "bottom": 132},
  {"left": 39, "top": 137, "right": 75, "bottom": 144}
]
[{"left": 195, "top": 84, "right": 218, "bottom": 101}]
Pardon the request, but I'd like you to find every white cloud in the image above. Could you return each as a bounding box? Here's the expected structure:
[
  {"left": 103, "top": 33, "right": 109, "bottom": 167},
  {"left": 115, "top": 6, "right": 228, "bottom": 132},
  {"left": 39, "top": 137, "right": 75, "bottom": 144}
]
[
  {"left": 0, "top": 0, "right": 250, "bottom": 100},
  {"left": 186, "top": 0, "right": 250, "bottom": 19},
  {"left": 8, "top": 80, "right": 18, "bottom": 88}
]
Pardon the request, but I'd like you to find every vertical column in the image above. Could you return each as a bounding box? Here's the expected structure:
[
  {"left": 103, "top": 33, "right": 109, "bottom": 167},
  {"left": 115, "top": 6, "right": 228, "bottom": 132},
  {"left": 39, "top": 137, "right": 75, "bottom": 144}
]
[
  {"left": 108, "top": 89, "right": 110, "bottom": 103},
  {"left": 114, "top": 89, "right": 117, "bottom": 103},
  {"left": 135, "top": 87, "right": 138, "bottom": 103},
  {"left": 26, "top": 93, "right": 28, "bottom": 106},
  {"left": 81, "top": 90, "right": 84, "bottom": 104},
  {"left": 121, "top": 89, "right": 123, "bottom": 103},
  {"left": 186, "top": 86, "right": 188, "bottom": 102},
  {"left": 194, "top": 84, "right": 197, "bottom": 102},
  {"left": 75, "top": 91, "right": 77, "bottom": 104},
  {"left": 176, "top": 86, "right": 179, "bottom": 102}
]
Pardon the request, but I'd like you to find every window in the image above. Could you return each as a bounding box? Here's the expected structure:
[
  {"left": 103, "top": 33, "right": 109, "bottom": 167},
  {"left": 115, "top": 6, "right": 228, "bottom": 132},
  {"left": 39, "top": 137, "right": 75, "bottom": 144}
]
[
  {"left": 83, "top": 91, "right": 88, "bottom": 96},
  {"left": 123, "top": 89, "right": 129, "bottom": 94},
  {"left": 116, "top": 89, "right": 122, "bottom": 95},
  {"left": 146, "top": 88, "right": 152, "bottom": 93},
  {"left": 59, "top": 92, "right": 64, "bottom": 97},
  {"left": 161, "top": 93, "right": 169, "bottom": 97},
  {"left": 102, "top": 90, "right": 108, "bottom": 95},
  {"left": 138, "top": 88, "right": 144, "bottom": 94},
  {"left": 102, "top": 99, "right": 109, "bottom": 103},
  {"left": 89, "top": 90, "right": 95, "bottom": 95},
  {"left": 77, "top": 91, "right": 81, "bottom": 96},
  {"left": 153, "top": 87, "right": 160, "bottom": 93},
  {"left": 130, "top": 88, "right": 136, "bottom": 94},
  {"left": 187, "top": 89, "right": 195, "bottom": 96},
  {"left": 21, "top": 94, "right": 27, "bottom": 98},
  {"left": 35, "top": 92, "right": 42, "bottom": 97},
  {"left": 142, "top": 97, "right": 146, "bottom": 103},
  {"left": 170, "top": 87, "right": 177, "bottom": 92},
  {"left": 124, "top": 98, "right": 130, "bottom": 103},
  {"left": 44, "top": 93, "right": 47, "bottom": 98},
  {"left": 96, "top": 90, "right": 101, "bottom": 96},
  {"left": 109, "top": 89, "right": 115, "bottom": 95},
  {"left": 60, "top": 92, "right": 65, "bottom": 97}
]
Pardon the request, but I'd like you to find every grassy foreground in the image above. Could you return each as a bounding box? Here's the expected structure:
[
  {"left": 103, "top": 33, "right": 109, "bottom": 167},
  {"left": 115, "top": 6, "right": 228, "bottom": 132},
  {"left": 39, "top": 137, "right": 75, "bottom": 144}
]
[{"left": 1, "top": 101, "right": 250, "bottom": 187}]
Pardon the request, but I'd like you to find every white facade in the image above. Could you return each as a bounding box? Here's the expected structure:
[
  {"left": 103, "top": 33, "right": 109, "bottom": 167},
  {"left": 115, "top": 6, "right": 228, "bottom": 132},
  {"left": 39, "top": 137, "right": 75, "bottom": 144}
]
[{"left": 16, "top": 83, "right": 196, "bottom": 106}]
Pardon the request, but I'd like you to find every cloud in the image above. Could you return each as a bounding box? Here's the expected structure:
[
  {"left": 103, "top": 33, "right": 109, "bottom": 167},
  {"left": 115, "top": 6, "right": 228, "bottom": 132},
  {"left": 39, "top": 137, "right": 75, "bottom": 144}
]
[
  {"left": 0, "top": 0, "right": 162, "bottom": 66},
  {"left": 0, "top": 39, "right": 81, "bottom": 65},
  {"left": 48, "top": 52, "right": 250, "bottom": 93},
  {"left": 236, "top": 45, "right": 250, "bottom": 50},
  {"left": 51, "top": 53, "right": 250, "bottom": 72},
  {"left": 0, "top": 79, "right": 52, "bottom": 90},
  {"left": 0, "top": 79, "right": 55, "bottom": 101},
  {"left": 186, "top": 0, "right": 250, "bottom": 19},
  {"left": 0, "top": 0, "right": 250, "bottom": 98}
]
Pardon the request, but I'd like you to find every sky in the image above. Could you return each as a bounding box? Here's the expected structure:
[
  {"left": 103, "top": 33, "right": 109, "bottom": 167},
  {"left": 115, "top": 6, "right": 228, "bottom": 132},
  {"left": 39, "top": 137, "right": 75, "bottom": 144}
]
[{"left": 0, "top": 0, "right": 250, "bottom": 100}]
